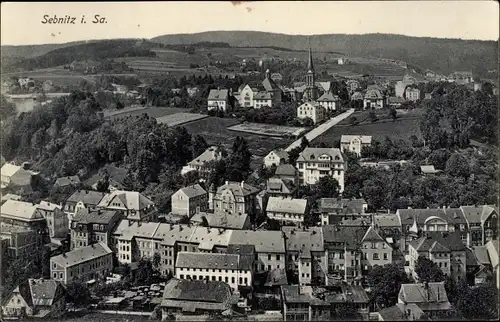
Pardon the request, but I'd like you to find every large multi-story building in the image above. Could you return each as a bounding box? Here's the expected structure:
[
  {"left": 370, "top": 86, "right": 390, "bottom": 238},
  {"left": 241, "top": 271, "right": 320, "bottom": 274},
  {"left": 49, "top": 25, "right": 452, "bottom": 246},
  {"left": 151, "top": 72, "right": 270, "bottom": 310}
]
[
  {"left": 0, "top": 226, "right": 40, "bottom": 259},
  {"left": 408, "top": 231, "right": 467, "bottom": 281},
  {"left": 363, "top": 88, "right": 385, "bottom": 109},
  {"left": 175, "top": 251, "right": 253, "bottom": 291},
  {"left": 63, "top": 190, "right": 107, "bottom": 227},
  {"left": 296, "top": 148, "right": 347, "bottom": 191},
  {"left": 282, "top": 227, "right": 327, "bottom": 285},
  {"left": 211, "top": 181, "right": 260, "bottom": 218},
  {"left": 70, "top": 208, "right": 122, "bottom": 250},
  {"left": 97, "top": 190, "right": 157, "bottom": 222},
  {"left": 171, "top": 184, "right": 208, "bottom": 218},
  {"left": 229, "top": 230, "right": 286, "bottom": 273},
  {"left": 50, "top": 242, "right": 113, "bottom": 284},
  {"left": 1, "top": 200, "right": 48, "bottom": 239},
  {"left": 460, "top": 205, "right": 498, "bottom": 246},
  {"left": 36, "top": 201, "right": 68, "bottom": 238}
]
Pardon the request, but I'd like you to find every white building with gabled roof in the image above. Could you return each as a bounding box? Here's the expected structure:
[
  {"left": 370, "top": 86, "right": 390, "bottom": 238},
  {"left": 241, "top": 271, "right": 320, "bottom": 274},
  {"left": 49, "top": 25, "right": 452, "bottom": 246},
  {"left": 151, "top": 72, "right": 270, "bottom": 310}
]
[
  {"left": 266, "top": 197, "right": 308, "bottom": 227},
  {"left": 340, "top": 135, "right": 372, "bottom": 156}
]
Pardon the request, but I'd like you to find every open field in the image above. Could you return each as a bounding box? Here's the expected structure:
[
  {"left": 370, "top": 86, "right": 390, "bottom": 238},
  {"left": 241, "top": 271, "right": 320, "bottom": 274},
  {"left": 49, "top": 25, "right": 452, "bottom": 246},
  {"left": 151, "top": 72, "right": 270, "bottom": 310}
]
[
  {"left": 156, "top": 113, "right": 209, "bottom": 126},
  {"left": 337, "top": 108, "right": 422, "bottom": 125},
  {"left": 312, "top": 116, "right": 422, "bottom": 144},
  {"left": 182, "top": 117, "right": 292, "bottom": 157},
  {"left": 228, "top": 123, "right": 307, "bottom": 137},
  {"left": 106, "top": 106, "right": 188, "bottom": 119}
]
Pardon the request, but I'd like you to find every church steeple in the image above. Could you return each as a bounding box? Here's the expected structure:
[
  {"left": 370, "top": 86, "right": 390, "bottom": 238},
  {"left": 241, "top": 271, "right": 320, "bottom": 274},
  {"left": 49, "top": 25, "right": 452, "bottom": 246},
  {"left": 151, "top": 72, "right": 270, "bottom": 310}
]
[{"left": 307, "top": 37, "right": 314, "bottom": 73}]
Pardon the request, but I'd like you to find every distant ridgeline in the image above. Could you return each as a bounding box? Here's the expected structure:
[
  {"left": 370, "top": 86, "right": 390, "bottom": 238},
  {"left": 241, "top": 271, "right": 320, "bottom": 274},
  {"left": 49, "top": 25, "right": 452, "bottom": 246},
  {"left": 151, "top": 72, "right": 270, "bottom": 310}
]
[{"left": 2, "top": 39, "right": 160, "bottom": 72}]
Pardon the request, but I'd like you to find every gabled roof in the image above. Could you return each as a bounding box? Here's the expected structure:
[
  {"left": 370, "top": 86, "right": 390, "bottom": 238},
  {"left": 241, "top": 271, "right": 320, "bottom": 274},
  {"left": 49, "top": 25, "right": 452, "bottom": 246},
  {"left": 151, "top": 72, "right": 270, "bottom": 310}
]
[
  {"left": 188, "top": 146, "right": 223, "bottom": 167},
  {"left": 461, "top": 205, "right": 498, "bottom": 225},
  {"left": 428, "top": 241, "right": 450, "bottom": 253},
  {"left": 229, "top": 230, "right": 285, "bottom": 253},
  {"left": 317, "top": 91, "right": 339, "bottom": 102},
  {"left": 161, "top": 279, "right": 232, "bottom": 311},
  {"left": 397, "top": 208, "right": 467, "bottom": 226},
  {"left": 51, "top": 242, "right": 112, "bottom": 267},
  {"left": 399, "top": 282, "right": 451, "bottom": 310},
  {"left": 208, "top": 89, "right": 229, "bottom": 101},
  {"left": 340, "top": 135, "right": 372, "bottom": 144},
  {"left": 266, "top": 197, "right": 307, "bottom": 215},
  {"left": 351, "top": 91, "right": 364, "bottom": 100},
  {"left": 28, "top": 279, "right": 65, "bottom": 307},
  {"left": 267, "top": 149, "right": 289, "bottom": 161},
  {"left": 373, "top": 214, "right": 401, "bottom": 228},
  {"left": 282, "top": 227, "right": 324, "bottom": 253},
  {"left": 322, "top": 225, "right": 368, "bottom": 250},
  {"left": 65, "top": 190, "right": 106, "bottom": 205},
  {"left": 274, "top": 164, "right": 296, "bottom": 176},
  {"left": 216, "top": 181, "right": 261, "bottom": 197},
  {"left": 73, "top": 208, "right": 121, "bottom": 225},
  {"left": 410, "top": 232, "right": 465, "bottom": 252},
  {"left": 472, "top": 245, "right": 491, "bottom": 266},
  {"left": 1, "top": 200, "right": 44, "bottom": 221},
  {"left": 364, "top": 88, "right": 383, "bottom": 100},
  {"left": 97, "top": 190, "right": 154, "bottom": 211},
  {"left": 297, "top": 147, "right": 344, "bottom": 163},
  {"left": 266, "top": 178, "right": 296, "bottom": 195},
  {"left": 378, "top": 303, "right": 426, "bottom": 321},
  {"left": 191, "top": 212, "right": 249, "bottom": 230},
  {"left": 176, "top": 184, "right": 207, "bottom": 199},
  {"left": 254, "top": 91, "right": 273, "bottom": 100},
  {"left": 176, "top": 252, "right": 245, "bottom": 271},
  {"left": 1, "top": 163, "right": 25, "bottom": 177},
  {"left": 54, "top": 175, "right": 81, "bottom": 187},
  {"left": 361, "top": 226, "right": 385, "bottom": 243},
  {"left": 37, "top": 201, "right": 62, "bottom": 212},
  {"left": 262, "top": 76, "right": 280, "bottom": 92}
]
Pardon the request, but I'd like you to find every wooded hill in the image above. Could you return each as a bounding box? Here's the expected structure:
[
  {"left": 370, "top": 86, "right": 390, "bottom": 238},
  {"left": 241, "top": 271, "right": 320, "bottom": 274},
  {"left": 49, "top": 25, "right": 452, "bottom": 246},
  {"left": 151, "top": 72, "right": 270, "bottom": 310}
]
[{"left": 152, "top": 31, "right": 498, "bottom": 77}]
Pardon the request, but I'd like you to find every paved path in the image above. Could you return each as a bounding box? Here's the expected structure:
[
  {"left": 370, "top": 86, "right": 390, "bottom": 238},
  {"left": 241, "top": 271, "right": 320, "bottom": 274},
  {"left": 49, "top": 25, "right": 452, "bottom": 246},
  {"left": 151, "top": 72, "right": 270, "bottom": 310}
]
[{"left": 285, "top": 108, "right": 355, "bottom": 151}]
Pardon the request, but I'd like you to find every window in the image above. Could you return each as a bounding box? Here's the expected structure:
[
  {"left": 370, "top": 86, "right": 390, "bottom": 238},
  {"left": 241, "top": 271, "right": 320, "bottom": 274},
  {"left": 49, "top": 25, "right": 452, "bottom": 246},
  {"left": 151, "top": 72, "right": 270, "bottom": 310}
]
[
  {"left": 225, "top": 277, "right": 228, "bottom": 283},
  {"left": 180, "top": 274, "right": 184, "bottom": 279},
  {"left": 371, "top": 243, "right": 376, "bottom": 249},
  {"left": 268, "top": 254, "right": 271, "bottom": 261},
  {"left": 276, "top": 254, "right": 280, "bottom": 261},
  {"left": 383, "top": 253, "right": 388, "bottom": 260},
  {"left": 373, "top": 253, "right": 379, "bottom": 260}
]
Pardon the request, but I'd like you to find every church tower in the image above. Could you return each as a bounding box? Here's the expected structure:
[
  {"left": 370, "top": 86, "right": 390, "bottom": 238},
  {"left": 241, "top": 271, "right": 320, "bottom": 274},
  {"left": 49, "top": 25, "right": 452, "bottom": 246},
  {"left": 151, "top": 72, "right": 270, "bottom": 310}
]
[{"left": 304, "top": 37, "right": 318, "bottom": 101}]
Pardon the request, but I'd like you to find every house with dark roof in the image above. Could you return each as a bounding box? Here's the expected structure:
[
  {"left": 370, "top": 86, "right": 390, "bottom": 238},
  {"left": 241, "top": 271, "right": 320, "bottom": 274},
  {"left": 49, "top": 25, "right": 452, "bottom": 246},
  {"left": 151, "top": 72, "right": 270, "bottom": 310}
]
[
  {"left": 322, "top": 225, "right": 369, "bottom": 285},
  {"left": 63, "top": 190, "right": 107, "bottom": 226},
  {"left": 316, "top": 91, "right": 340, "bottom": 111},
  {"left": 50, "top": 242, "right": 113, "bottom": 284},
  {"left": 319, "top": 198, "right": 369, "bottom": 226},
  {"left": 175, "top": 251, "right": 252, "bottom": 290},
  {"left": 378, "top": 303, "right": 427, "bottom": 321},
  {"left": 161, "top": 279, "right": 233, "bottom": 318},
  {"left": 282, "top": 227, "right": 326, "bottom": 285},
  {"left": 363, "top": 88, "right": 385, "bottom": 109},
  {"left": 261, "top": 69, "right": 283, "bottom": 106},
  {"left": 97, "top": 190, "right": 157, "bottom": 222},
  {"left": 398, "top": 282, "right": 452, "bottom": 318},
  {"left": 212, "top": 181, "right": 261, "bottom": 219},
  {"left": 281, "top": 284, "right": 370, "bottom": 321},
  {"left": 360, "top": 225, "right": 393, "bottom": 274},
  {"left": 171, "top": 184, "right": 208, "bottom": 218},
  {"left": 54, "top": 175, "right": 81, "bottom": 189},
  {"left": 207, "top": 88, "right": 230, "bottom": 112},
  {"left": 190, "top": 211, "right": 250, "bottom": 230},
  {"left": 1, "top": 279, "right": 66, "bottom": 319},
  {"left": 266, "top": 177, "right": 297, "bottom": 198},
  {"left": 229, "top": 230, "right": 285, "bottom": 273},
  {"left": 408, "top": 231, "right": 467, "bottom": 281},
  {"left": 70, "top": 208, "right": 122, "bottom": 250}
]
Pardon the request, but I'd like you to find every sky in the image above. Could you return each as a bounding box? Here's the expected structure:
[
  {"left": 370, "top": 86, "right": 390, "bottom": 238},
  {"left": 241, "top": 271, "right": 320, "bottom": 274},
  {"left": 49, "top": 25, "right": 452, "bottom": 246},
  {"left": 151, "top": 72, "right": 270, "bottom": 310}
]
[{"left": 1, "top": 1, "right": 498, "bottom": 46}]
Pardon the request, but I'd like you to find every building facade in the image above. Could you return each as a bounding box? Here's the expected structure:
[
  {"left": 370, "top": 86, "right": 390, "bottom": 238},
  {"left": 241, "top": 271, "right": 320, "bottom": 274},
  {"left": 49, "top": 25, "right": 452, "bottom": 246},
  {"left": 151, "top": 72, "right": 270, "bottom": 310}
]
[{"left": 296, "top": 148, "right": 347, "bottom": 191}]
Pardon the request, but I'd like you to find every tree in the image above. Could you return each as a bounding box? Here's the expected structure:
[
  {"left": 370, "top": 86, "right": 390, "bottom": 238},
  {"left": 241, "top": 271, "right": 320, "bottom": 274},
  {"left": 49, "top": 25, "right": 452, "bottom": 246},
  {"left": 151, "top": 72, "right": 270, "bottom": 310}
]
[
  {"left": 389, "top": 107, "right": 397, "bottom": 121},
  {"left": 65, "top": 281, "right": 92, "bottom": 307},
  {"left": 313, "top": 176, "right": 340, "bottom": 199},
  {"left": 369, "top": 111, "right": 378, "bottom": 123},
  {"left": 226, "top": 136, "right": 251, "bottom": 182},
  {"left": 300, "top": 136, "right": 310, "bottom": 150},
  {"left": 115, "top": 100, "right": 124, "bottom": 110},
  {"left": 455, "top": 280, "right": 498, "bottom": 320},
  {"left": 445, "top": 153, "right": 470, "bottom": 179},
  {"left": 414, "top": 256, "right": 445, "bottom": 283},
  {"left": 192, "top": 135, "right": 209, "bottom": 157},
  {"left": 134, "top": 259, "right": 155, "bottom": 286},
  {"left": 152, "top": 252, "right": 161, "bottom": 270},
  {"left": 367, "top": 264, "right": 411, "bottom": 308},
  {"left": 288, "top": 146, "right": 302, "bottom": 165}
]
